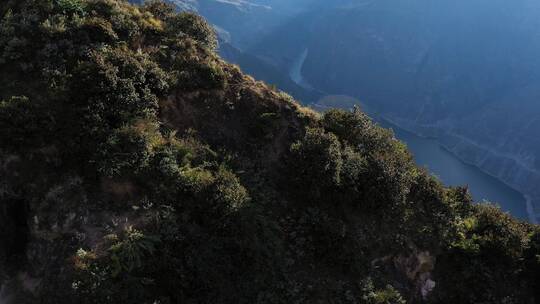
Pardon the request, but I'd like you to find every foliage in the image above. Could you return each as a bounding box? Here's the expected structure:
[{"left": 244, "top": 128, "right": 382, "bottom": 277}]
[
  {"left": 108, "top": 226, "right": 160, "bottom": 276},
  {"left": 165, "top": 12, "right": 218, "bottom": 50},
  {"left": 0, "top": 96, "right": 53, "bottom": 150},
  {"left": 0, "top": 1, "right": 538, "bottom": 304},
  {"left": 288, "top": 127, "right": 342, "bottom": 200},
  {"left": 429, "top": 205, "right": 531, "bottom": 303}
]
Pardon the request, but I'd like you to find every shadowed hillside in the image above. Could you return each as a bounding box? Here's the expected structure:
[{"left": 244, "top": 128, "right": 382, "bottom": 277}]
[{"left": 0, "top": 1, "right": 539, "bottom": 303}]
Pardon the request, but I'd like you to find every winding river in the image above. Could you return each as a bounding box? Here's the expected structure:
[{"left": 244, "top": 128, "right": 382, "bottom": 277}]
[{"left": 289, "top": 48, "right": 315, "bottom": 90}]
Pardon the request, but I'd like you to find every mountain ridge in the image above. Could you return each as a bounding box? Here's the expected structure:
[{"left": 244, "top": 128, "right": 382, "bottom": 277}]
[
  {"left": 1, "top": 1, "right": 539, "bottom": 303},
  {"left": 206, "top": 0, "right": 540, "bottom": 222}
]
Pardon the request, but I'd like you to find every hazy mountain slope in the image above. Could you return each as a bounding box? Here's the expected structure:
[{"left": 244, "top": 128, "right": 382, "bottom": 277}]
[
  {"left": 130, "top": 0, "right": 321, "bottom": 103},
  {"left": 156, "top": 0, "right": 284, "bottom": 49},
  {"left": 219, "top": 42, "right": 321, "bottom": 103},
  {"left": 248, "top": 0, "right": 540, "bottom": 220}
]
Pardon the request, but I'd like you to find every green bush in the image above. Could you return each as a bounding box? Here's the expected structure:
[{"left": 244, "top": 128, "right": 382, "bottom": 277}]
[
  {"left": 54, "top": 0, "right": 86, "bottom": 15},
  {"left": 166, "top": 12, "right": 217, "bottom": 50},
  {"left": 108, "top": 226, "right": 161, "bottom": 276},
  {"left": 96, "top": 119, "right": 163, "bottom": 177},
  {"left": 323, "top": 108, "right": 387, "bottom": 152},
  {"left": 175, "top": 56, "right": 227, "bottom": 90},
  {"left": 0, "top": 96, "right": 52, "bottom": 151},
  {"left": 404, "top": 171, "right": 457, "bottom": 249},
  {"left": 430, "top": 205, "right": 529, "bottom": 303},
  {"left": 521, "top": 229, "right": 540, "bottom": 300},
  {"left": 142, "top": 0, "right": 175, "bottom": 20},
  {"left": 360, "top": 279, "right": 406, "bottom": 304},
  {"left": 288, "top": 127, "right": 342, "bottom": 200}
]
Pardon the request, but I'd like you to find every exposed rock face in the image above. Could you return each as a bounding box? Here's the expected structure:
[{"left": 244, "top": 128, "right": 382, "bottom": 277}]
[
  {"left": 394, "top": 249, "right": 436, "bottom": 301},
  {"left": 421, "top": 279, "right": 436, "bottom": 299}
]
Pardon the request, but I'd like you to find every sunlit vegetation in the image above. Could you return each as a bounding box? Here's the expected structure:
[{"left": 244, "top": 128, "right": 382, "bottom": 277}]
[{"left": 0, "top": 1, "right": 539, "bottom": 303}]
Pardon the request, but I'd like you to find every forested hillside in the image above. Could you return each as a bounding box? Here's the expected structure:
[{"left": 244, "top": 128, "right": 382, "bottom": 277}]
[{"left": 0, "top": 1, "right": 539, "bottom": 303}]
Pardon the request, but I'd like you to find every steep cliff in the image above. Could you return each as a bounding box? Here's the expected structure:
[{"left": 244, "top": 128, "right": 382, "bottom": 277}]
[{"left": 0, "top": 1, "right": 539, "bottom": 303}]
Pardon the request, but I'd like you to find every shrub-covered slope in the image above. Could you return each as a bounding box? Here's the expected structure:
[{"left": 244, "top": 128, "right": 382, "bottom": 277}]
[{"left": 0, "top": 1, "right": 539, "bottom": 303}]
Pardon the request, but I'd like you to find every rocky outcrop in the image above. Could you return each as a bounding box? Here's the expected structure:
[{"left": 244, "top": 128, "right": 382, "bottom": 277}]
[
  {"left": 395, "top": 250, "right": 436, "bottom": 302},
  {"left": 371, "top": 248, "right": 438, "bottom": 302}
]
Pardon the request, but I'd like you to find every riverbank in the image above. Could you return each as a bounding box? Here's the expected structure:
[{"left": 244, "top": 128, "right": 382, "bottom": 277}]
[{"left": 381, "top": 114, "right": 539, "bottom": 224}]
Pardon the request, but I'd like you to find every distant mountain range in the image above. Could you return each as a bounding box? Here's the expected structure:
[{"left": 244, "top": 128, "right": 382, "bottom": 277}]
[{"left": 133, "top": 0, "right": 540, "bottom": 221}]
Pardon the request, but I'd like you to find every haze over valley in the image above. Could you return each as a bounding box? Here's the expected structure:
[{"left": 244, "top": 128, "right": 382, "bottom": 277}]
[{"left": 170, "top": 0, "right": 540, "bottom": 222}]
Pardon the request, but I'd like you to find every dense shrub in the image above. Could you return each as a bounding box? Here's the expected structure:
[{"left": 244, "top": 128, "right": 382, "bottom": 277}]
[
  {"left": 322, "top": 108, "right": 413, "bottom": 211},
  {"left": 404, "top": 172, "right": 458, "bottom": 249},
  {"left": 166, "top": 12, "right": 218, "bottom": 50},
  {"left": 521, "top": 229, "right": 540, "bottom": 301},
  {"left": 288, "top": 127, "right": 342, "bottom": 200},
  {"left": 0, "top": 96, "right": 53, "bottom": 151},
  {"left": 430, "top": 205, "right": 530, "bottom": 303},
  {"left": 0, "top": 1, "right": 537, "bottom": 303}
]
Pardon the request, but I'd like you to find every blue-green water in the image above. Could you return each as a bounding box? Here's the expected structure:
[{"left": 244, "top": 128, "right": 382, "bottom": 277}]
[{"left": 379, "top": 120, "right": 529, "bottom": 220}]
